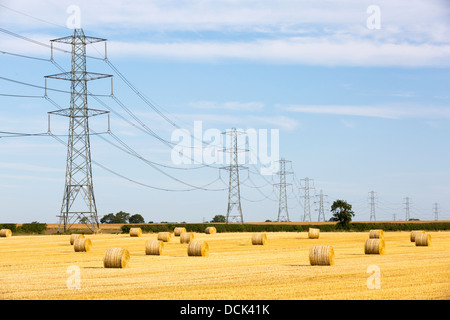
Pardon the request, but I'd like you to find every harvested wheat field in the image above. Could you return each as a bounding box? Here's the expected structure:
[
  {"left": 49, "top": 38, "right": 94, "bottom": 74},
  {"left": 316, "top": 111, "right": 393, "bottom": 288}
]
[{"left": 0, "top": 231, "right": 449, "bottom": 300}]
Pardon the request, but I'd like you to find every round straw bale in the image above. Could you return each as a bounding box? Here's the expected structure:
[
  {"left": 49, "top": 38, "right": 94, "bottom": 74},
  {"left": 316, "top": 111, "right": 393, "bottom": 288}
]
[
  {"left": 251, "top": 233, "right": 267, "bottom": 245},
  {"left": 205, "top": 227, "right": 216, "bottom": 234},
  {"left": 174, "top": 227, "right": 187, "bottom": 236},
  {"left": 180, "top": 232, "right": 194, "bottom": 244},
  {"left": 74, "top": 238, "right": 92, "bottom": 252},
  {"left": 308, "top": 228, "right": 320, "bottom": 239},
  {"left": 157, "top": 232, "right": 172, "bottom": 242},
  {"left": 70, "top": 234, "right": 85, "bottom": 245},
  {"left": 103, "top": 248, "right": 130, "bottom": 268},
  {"left": 309, "top": 245, "right": 335, "bottom": 266},
  {"left": 129, "top": 227, "right": 142, "bottom": 237},
  {"left": 415, "top": 233, "right": 431, "bottom": 246},
  {"left": 410, "top": 230, "right": 425, "bottom": 242},
  {"left": 145, "top": 239, "right": 164, "bottom": 255},
  {"left": 369, "top": 229, "right": 384, "bottom": 239},
  {"left": 0, "top": 229, "right": 12, "bottom": 237},
  {"left": 364, "top": 239, "right": 385, "bottom": 254},
  {"left": 187, "top": 240, "right": 209, "bottom": 256}
]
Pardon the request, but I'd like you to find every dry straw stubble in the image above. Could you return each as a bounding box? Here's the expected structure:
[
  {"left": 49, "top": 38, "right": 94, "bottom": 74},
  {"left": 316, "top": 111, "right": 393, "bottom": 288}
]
[
  {"left": 74, "top": 238, "right": 92, "bottom": 252},
  {"left": 309, "top": 245, "right": 335, "bottom": 266},
  {"left": 187, "top": 240, "right": 209, "bottom": 256},
  {"left": 251, "top": 233, "right": 267, "bottom": 245},
  {"left": 180, "top": 232, "right": 194, "bottom": 244},
  {"left": 145, "top": 239, "right": 164, "bottom": 255},
  {"left": 70, "top": 234, "right": 85, "bottom": 245},
  {"left": 103, "top": 248, "right": 130, "bottom": 268},
  {"left": 415, "top": 233, "right": 431, "bottom": 246},
  {"left": 0, "top": 229, "right": 12, "bottom": 237},
  {"left": 364, "top": 238, "right": 385, "bottom": 254}
]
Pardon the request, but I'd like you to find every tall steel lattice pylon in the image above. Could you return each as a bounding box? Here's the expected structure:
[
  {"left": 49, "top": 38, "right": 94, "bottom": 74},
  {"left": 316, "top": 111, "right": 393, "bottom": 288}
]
[
  {"left": 221, "top": 128, "right": 247, "bottom": 224},
  {"left": 433, "top": 203, "right": 439, "bottom": 221},
  {"left": 301, "top": 177, "right": 314, "bottom": 221},
  {"left": 404, "top": 197, "right": 410, "bottom": 221},
  {"left": 314, "top": 189, "right": 328, "bottom": 222},
  {"left": 274, "top": 158, "right": 292, "bottom": 222},
  {"left": 369, "top": 191, "right": 376, "bottom": 221},
  {"left": 46, "top": 29, "right": 111, "bottom": 233}
]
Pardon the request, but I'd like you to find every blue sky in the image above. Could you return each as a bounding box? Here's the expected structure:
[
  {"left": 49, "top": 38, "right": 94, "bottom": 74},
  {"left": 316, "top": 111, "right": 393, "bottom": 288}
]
[{"left": 0, "top": 0, "right": 449, "bottom": 223}]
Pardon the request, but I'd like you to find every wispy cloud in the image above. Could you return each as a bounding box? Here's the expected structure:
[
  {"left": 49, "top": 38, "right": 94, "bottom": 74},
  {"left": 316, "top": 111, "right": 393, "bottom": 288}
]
[
  {"left": 282, "top": 104, "right": 450, "bottom": 119},
  {"left": 188, "top": 101, "right": 264, "bottom": 112},
  {"left": 2, "top": 1, "right": 449, "bottom": 67},
  {"left": 103, "top": 35, "right": 450, "bottom": 67}
]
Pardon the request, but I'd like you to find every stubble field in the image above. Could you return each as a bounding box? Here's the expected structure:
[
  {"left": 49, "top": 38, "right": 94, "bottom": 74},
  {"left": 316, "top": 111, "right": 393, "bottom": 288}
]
[{"left": 0, "top": 230, "right": 449, "bottom": 300}]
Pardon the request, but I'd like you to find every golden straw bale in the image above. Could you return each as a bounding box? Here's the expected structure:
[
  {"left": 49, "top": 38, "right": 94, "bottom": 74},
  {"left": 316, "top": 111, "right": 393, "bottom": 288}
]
[
  {"left": 410, "top": 230, "right": 425, "bottom": 242},
  {"left": 174, "top": 227, "right": 187, "bottom": 236},
  {"left": 145, "top": 239, "right": 164, "bottom": 255},
  {"left": 309, "top": 245, "right": 335, "bottom": 266},
  {"left": 415, "top": 233, "right": 431, "bottom": 246},
  {"left": 74, "top": 238, "right": 92, "bottom": 252},
  {"left": 0, "top": 229, "right": 12, "bottom": 237},
  {"left": 364, "top": 239, "right": 385, "bottom": 254},
  {"left": 103, "top": 248, "right": 130, "bottom": 268},
  {"left": 369, "top": 229, "right": 384, "bottom": 239},
  {"left": 187, "top": 240, "right": 209, "bottom": 256},
  {"left": 70, "top": 234, "right": 85, "bottom": 245},
  {"left": 180, "top": 232, "right": 194, "bottom": 244},
  {"left": 251, "top": 233, "right": 267, "bottom": 245},
  {"left": 129, "top": 228, "right": 142, "bottom": 237},
  {"left": 205, "top": 227, "right": 216, "bottom": 234},
  {"left": 157, "top": 232, "right": 172, "bottom": 242},
  {"left": 308, "top": 228, "right": 320, "bottom": 239}
]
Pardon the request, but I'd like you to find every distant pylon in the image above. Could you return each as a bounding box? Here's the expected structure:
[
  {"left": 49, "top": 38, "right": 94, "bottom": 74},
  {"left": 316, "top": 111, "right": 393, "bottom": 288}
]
[
  {"left": 46, "top": 28, "right": 111, "bottom": 232},
  {"left": 369, "top": 191, "right": 377, "bottom": 221},
  {"left": 300, "top": 177, "right": 314, "bottom": 221},
  {"left": 404, "top": 197, "right": 410, "bottom": 221},
  {"left": 221, "top": 128, "right": 247, "bottom": 224},
  {"left": 314, "top": 189, "right": 328, "bottom": 222},
  {"left": 433, "top": 203, "right": 439, "bottom": 221},
  {"left": 274, "top": 158, "right": 293, "bottom": 222}
]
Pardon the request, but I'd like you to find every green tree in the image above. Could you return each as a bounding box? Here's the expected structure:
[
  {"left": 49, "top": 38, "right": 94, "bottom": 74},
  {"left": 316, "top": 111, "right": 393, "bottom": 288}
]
[
  {"left": 211, "top": 214, "right": 226, "bottom": 223},
  {"left": 79, "top": 216, "right": 90, "bottom": 224},
  {"left": 129, "top": 214, "right": 145, "bottom": 223},
  {"left": 100, "top": 213, "right": 116, "bottom": 224},
  {"left": 100, "top": 211, "right": 131, "bottom": 224},
  {"left": 330, "top": 200, "right": 355, "bottom": 228},
  {"left": 115, "top": 211, "right": 130, "bottom": 223}
]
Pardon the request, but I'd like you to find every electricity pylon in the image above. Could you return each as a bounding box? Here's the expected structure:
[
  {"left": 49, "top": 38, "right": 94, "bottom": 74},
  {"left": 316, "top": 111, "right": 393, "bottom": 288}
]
[
  {"left": 404, "top": 197, "right": 410, "bottom": 221},
  {"left": 46, "top": 28, "right": 111, "bottom": 232},
  {"left": 314, "top": 189, "right": 328, "bottom": 222},
  {"left": 433, "top": 203, "right": 439, "bottom": 221},
  {"left": 369, "top": 191, "right": 377, "bottom": 221},
  {"left": 274, "top": 158, "right": 292, "bottom": 222},
  {"left": 300, "top": 177, "right": 314, "bottom": 221},
  {"left": 221, "top": 128, "right": 247, "bottom": 223}
]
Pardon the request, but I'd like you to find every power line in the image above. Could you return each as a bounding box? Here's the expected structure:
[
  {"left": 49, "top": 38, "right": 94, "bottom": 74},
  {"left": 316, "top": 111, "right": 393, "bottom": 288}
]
[{"left": 0, "top": 4, "right": 68, "bottom": 29}]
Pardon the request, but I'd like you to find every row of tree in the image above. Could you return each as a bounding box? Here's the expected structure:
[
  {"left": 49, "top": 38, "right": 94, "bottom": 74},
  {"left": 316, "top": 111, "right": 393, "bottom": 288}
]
[
  {"left": 102, "top": 200, "right": 355, "bottom": 227},
  {"left": 100, "top": 211, "right": 145, "bottom": 224}
]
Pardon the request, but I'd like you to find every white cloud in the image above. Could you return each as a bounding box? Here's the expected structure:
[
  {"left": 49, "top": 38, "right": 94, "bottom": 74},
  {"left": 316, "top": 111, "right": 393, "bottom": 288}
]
[
  {"left": 188, "top": 101, "right": 264, "bottom": 112},
  {"left": 1, "top": 0, "right": 449, "bottom": 67},
  {"left": 105, "top": 37, "right": 450, "bottom": 67},
  {"left": 282, "top": 104, "right": 450, "bottom": 119}
]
